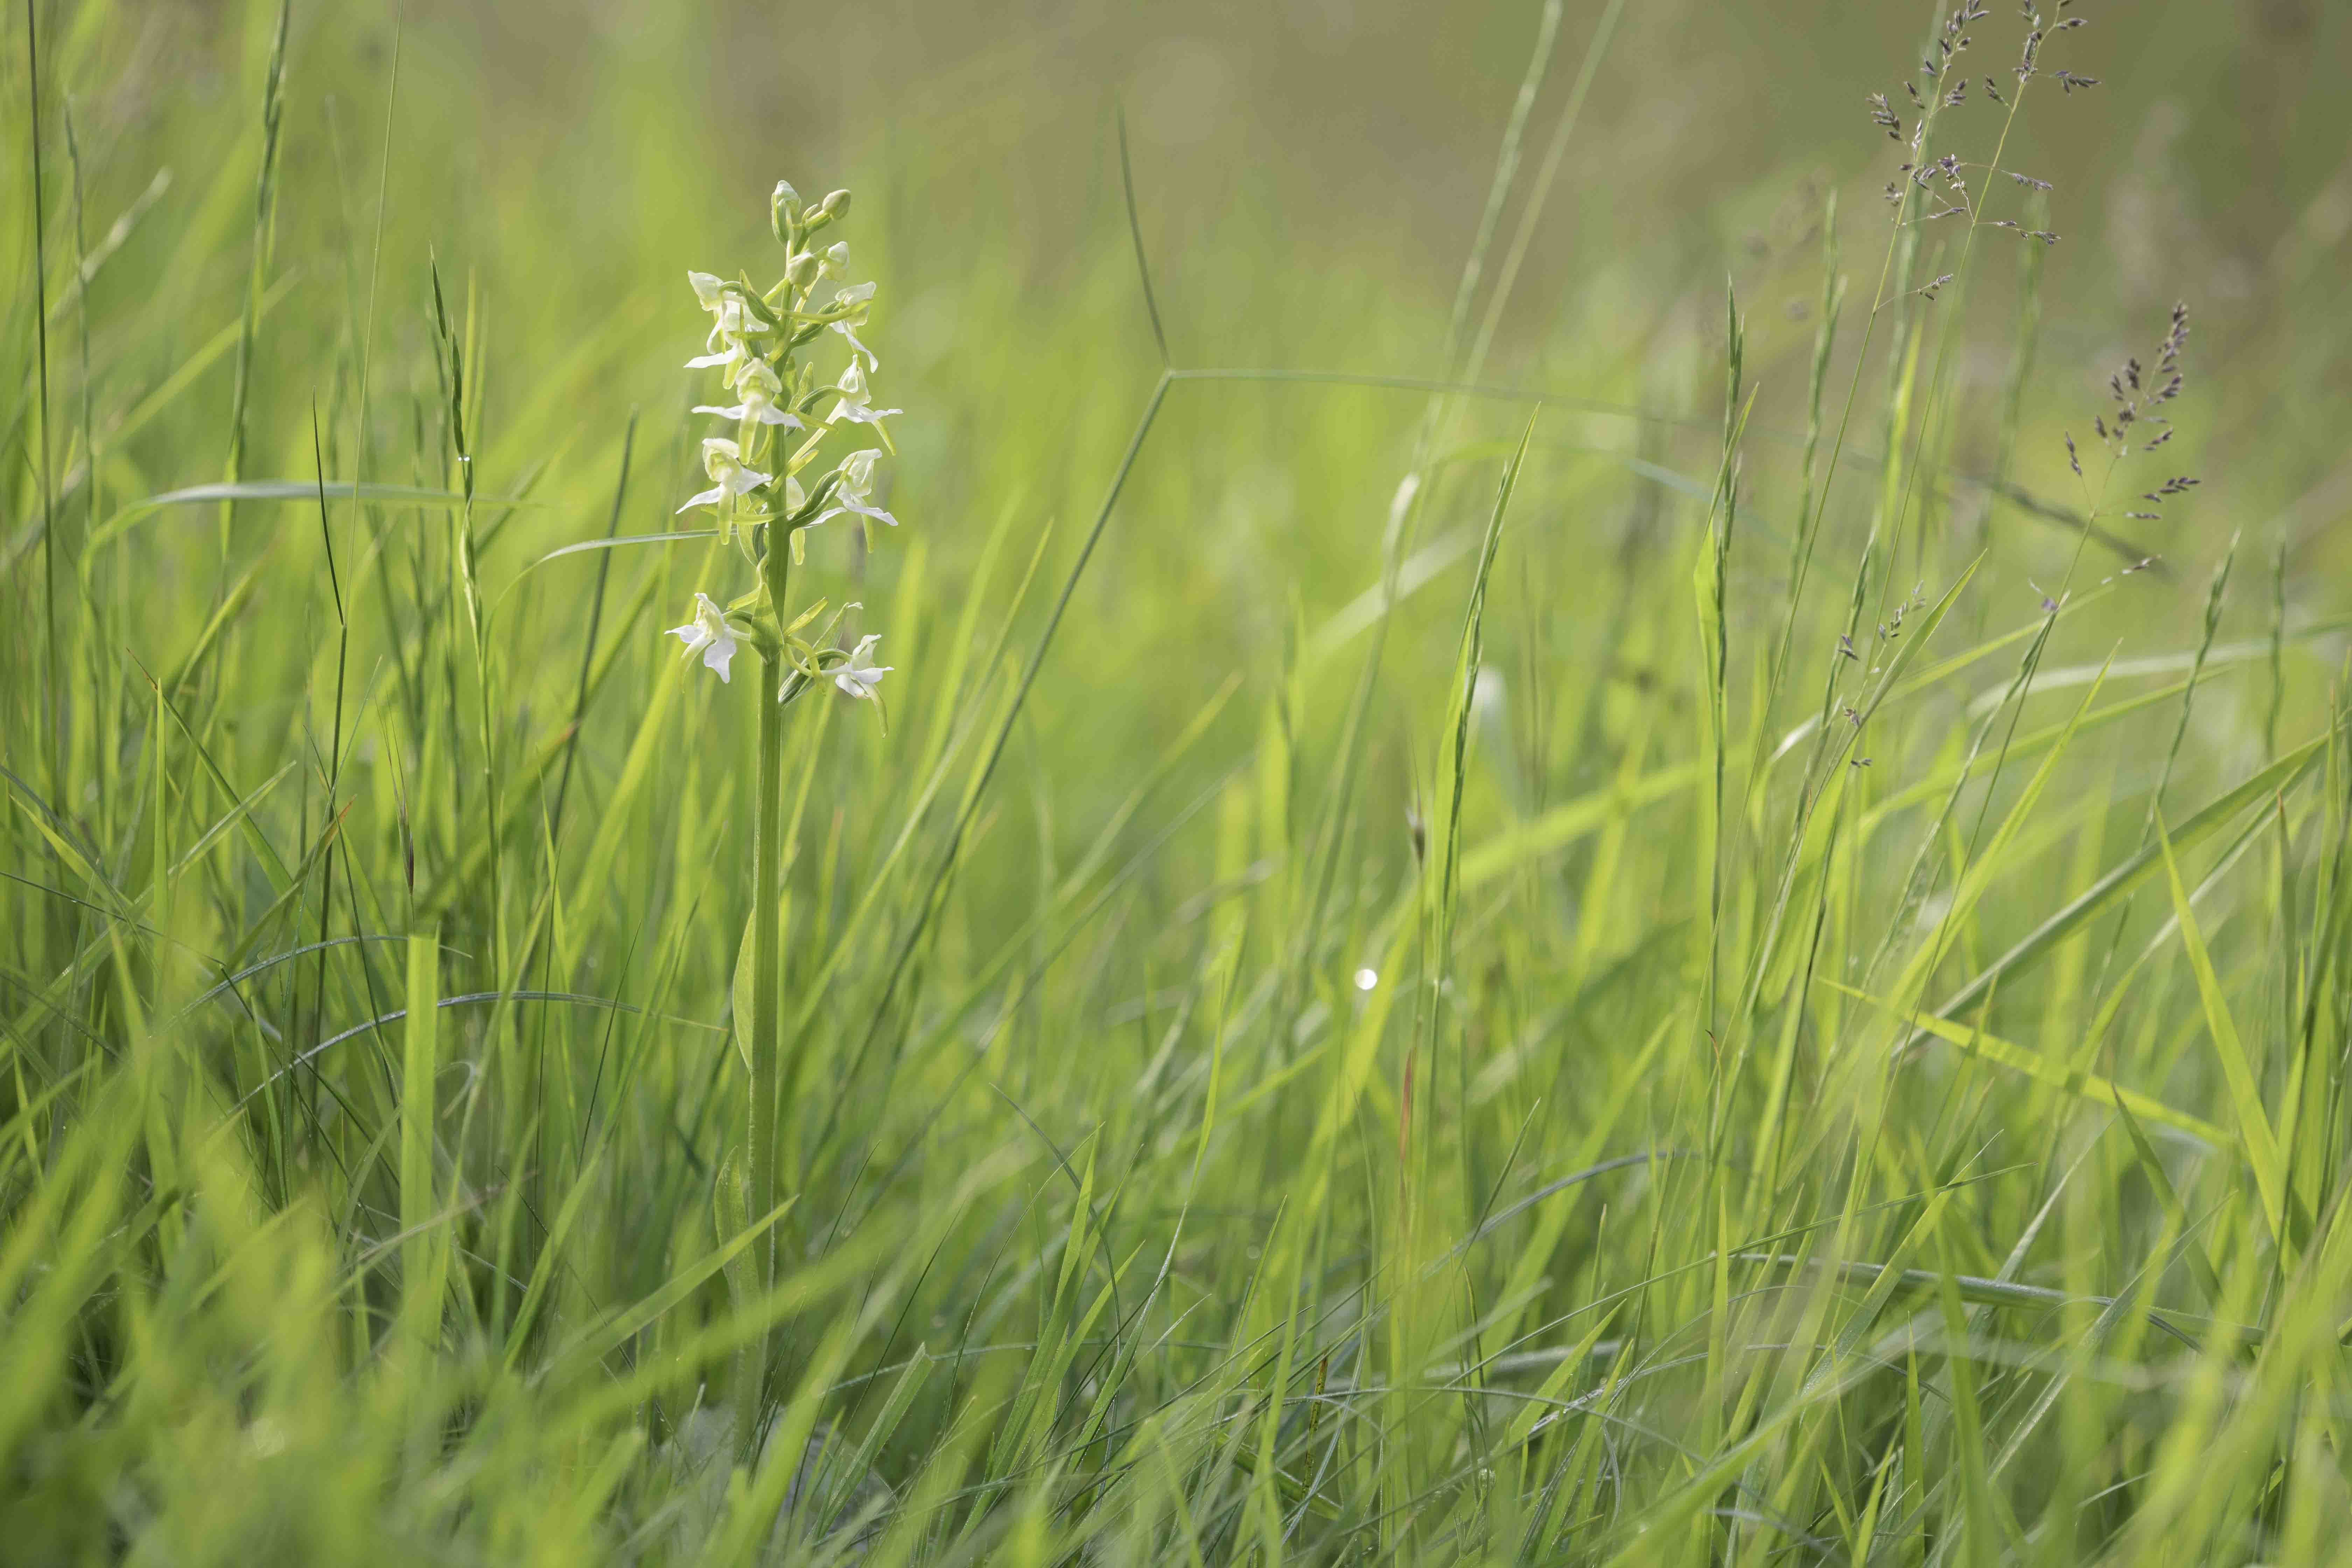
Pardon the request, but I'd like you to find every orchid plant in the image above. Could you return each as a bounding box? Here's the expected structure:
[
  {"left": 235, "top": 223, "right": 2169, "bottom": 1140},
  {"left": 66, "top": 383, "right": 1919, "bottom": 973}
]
[{"left": 660, "top": 182, "right": 906, "bottom": 1413}]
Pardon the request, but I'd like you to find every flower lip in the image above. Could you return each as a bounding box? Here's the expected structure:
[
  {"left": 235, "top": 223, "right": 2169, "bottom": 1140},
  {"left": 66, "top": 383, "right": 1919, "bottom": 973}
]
[
  {"left": 831, "top": 633, "right": 892, "bottom": 700},
  {"left": 665, "top": 591, "right": 745, "bottom": 682},
  {"left": 693, "top": 395, "right": 803, "bottom": 428}
]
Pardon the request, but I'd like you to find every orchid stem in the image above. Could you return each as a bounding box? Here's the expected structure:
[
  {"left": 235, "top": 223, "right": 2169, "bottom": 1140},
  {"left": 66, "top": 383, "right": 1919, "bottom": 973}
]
[{"left": 747, "top": 528, "right": 791, "bottom": 1405}]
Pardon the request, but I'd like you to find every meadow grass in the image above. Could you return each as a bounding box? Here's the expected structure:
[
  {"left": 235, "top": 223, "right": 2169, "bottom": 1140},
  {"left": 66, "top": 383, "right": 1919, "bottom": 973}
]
[{"left": 5, "top": 0, "right": 2352, "bottom": 1562}]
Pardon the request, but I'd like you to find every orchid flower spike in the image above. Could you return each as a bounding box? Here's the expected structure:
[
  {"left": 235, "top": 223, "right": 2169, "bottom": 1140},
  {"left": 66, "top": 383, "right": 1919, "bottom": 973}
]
[
  {"left": 693, "top": 355, "right": 803, "bottom": 428},
  {"left": 677, "top": 436, "right": 772, "bottom": 513},
  {"left": 812, "top": 448, "right": 897, "bottom": 529},
  {"left": 831, "top": 634, "right": 892, "bottom": 701},
  {"left": 826, "top": 359, "right": 901, "bottom": 432},
  {"left": 665, "top": 592, "right": 747, "bottom": 682}
]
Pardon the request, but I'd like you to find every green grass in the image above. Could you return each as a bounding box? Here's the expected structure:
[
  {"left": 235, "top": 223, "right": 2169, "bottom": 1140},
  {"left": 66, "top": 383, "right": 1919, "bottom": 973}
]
[{"left": 6, "top": 0, "right": 2352, "bottom": 1561}]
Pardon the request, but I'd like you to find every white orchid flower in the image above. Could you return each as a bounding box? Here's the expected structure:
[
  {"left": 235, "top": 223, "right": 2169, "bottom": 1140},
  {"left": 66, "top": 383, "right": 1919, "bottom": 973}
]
[
  {"left": 812, "top": 448, "right": 896, "bottom": 529},
  {"left": 831, "top": 634, "right": 892, "bottom": 700},
  {"left": 676, "top": 436, "right": 772, "bottom": 513},
  {"left": 825, "top": 360, "right": 901, "bottom": 431},
  {"left": 826, "top": 281, "right": 880, "bottom": 369},
  {"left": 692, "top": 356, "right": 803, "bottom": 429},
  {"left": 687, "top": 271, "right": 772, "bottom": 345},
  {"left": 665, "top": 592, "right": 747, "bottom": 682},
  {"left": 684, "top": 271, "right": 771, "bottom": 371}
]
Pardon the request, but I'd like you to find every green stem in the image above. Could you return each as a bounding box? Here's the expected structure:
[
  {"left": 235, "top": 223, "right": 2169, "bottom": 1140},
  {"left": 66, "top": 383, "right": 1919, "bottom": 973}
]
[
  {"left": 750, "top": 679, "right": 784, "bottom": 1241},
  {"left": 748, "top": 526, "right": 791, "bottom": 1334}
]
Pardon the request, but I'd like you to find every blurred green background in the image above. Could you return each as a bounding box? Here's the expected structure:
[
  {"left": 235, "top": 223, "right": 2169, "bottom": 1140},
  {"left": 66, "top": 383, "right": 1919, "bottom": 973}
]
[
  {"left": 34, "top": 0, "right": 2352, "bottom": 781},
  {"left": 14, "top": 1, "right": 2337, "bottom": 890}
]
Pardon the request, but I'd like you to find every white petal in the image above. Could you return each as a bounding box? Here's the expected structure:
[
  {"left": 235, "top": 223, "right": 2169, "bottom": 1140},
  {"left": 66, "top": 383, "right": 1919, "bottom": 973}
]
[
  {"left": 813, "top": 499, "right": 894, "bottom": 530},
  {"left": 834, "top": 657, "right": 890, "bottom": 698},
  {"left": 693, "top": 402, "right": 751, "bottom": 419},
  {"left": 833, "top": 323, "right": 879, "bottom": 369},
  {"left": 703, "top": 635, "right": 737, "bottom": 682},
  {"left": 677, "top": 484, "right": 726, "bottom": 513}
]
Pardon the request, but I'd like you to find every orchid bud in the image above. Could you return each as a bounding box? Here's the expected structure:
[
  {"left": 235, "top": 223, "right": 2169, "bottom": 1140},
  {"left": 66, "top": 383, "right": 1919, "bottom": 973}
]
[
  {"left": 771, "top": 180, "right": 804, "bottom": 247},
  {"left": 819, "top": 189, "right": 852, "bottom": 222}
]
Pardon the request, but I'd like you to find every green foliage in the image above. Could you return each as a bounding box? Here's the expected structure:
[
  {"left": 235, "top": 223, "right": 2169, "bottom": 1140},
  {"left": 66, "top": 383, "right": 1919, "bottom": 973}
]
[{"left": 5, "top": 0, "right": 2352, "bottom": 1562}]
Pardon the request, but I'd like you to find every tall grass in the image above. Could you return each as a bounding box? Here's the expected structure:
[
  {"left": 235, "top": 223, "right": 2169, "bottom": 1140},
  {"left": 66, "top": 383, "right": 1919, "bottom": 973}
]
[{"left": 5, "top": 0, "right": 2352, "bottom": 1562}]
